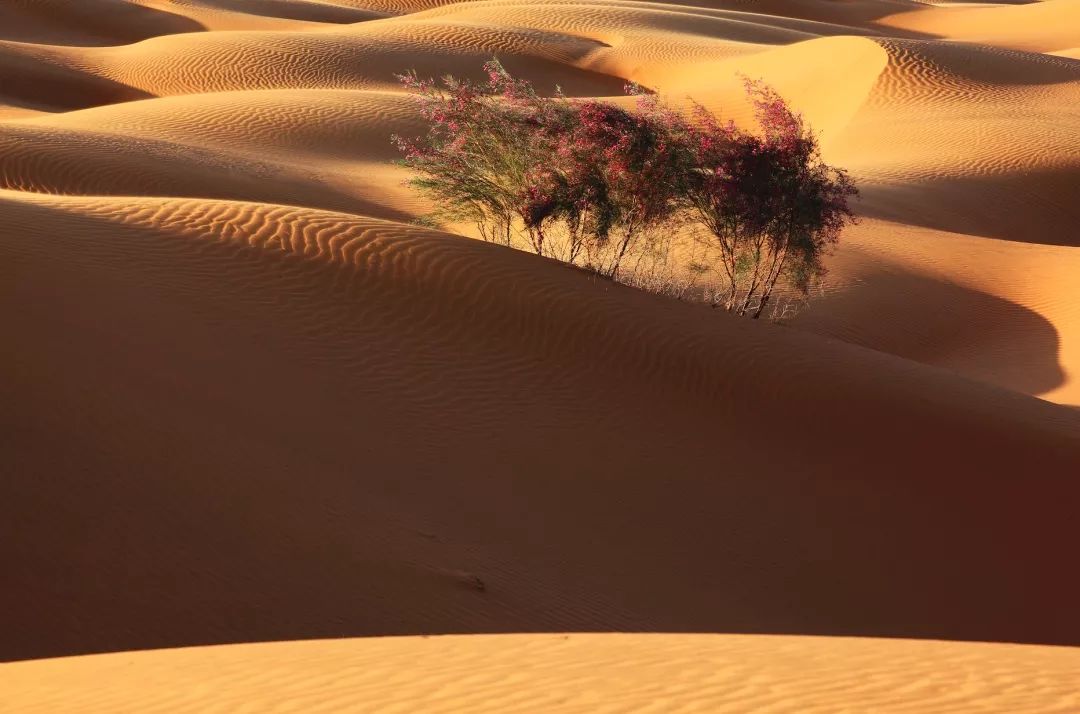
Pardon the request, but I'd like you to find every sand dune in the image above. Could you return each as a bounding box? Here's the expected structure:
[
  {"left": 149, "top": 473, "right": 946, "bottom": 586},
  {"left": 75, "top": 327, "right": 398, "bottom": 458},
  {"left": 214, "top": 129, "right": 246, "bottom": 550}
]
[
  {"left": 4, "top": 11, "right": 1074, "bottom": 401},
  {"left": 5, "top": 634, "right": 1080, "bottom": 712},
  {"left": 0, "top": 0, "right": 388, "bottom": 44},
  {"left": 0, "top": 92, "right": 420, "bottom": 219},
  {"left": 796, "top": 219, "right": 1080, "bottom": 405},
  {"left": 828, "top": 39, "right": 1080, "bottom": 245},
  {"left": 4, "top": 191, "right": 1080, "bottom": 662},
  {"left": 3, "top": 0, "right": 1079, "bottom": 706},
  {"left": 166, "top": 0, "right": 388, "bottom": 28},
  {"left": 881, "top": 0, "right": 1080, "bottom": 54},
  {"left": 3, "top": 22, "right": 622, "bottom": 105},
  {"left": 0, "top": 40, "right": 154, "bottom": 117},
  {"left": 0, "top": 0, "right": 204, "bottom": 47},
  {"left": 20, "top": 88, "right": 419, "bottom": 159}
]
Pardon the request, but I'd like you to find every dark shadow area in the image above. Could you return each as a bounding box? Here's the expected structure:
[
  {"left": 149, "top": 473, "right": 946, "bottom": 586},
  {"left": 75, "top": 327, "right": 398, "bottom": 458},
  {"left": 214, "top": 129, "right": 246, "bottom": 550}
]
[
  {"left": 3, "top": 197, "right": 1079, "bottom": 663},
  {"left": 793, "top": 259, "right": 1066, "bottom": 397},
  {"left": 658, "top": 0, "right": 941, "bottom": 40},
  {"left": 0, "top": 0, "right": 205, "bottom": 47},
  {"left": 0, "top": 44, "right": 154, "bottom": 114},
  {"left": 856, "top": 169, "right": 1080, "bottom": 246},
  {"left": 196, "top": 0, "right": 387, "bottom": 24}
]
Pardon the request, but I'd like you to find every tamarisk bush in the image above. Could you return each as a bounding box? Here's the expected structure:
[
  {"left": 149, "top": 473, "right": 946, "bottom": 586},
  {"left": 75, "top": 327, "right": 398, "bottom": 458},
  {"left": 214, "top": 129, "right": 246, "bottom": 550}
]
[
  {"left": 393, "top": 61, "right": 691, "bottom": 276},
  {"left": 683, "top": 80, "right": 857, "bottom": 317},
  {"left": 552, "top": 88, "right": 693, "bottom": 277},
  {"left": 394, "top": 62, "right": 857, "bottom": 318},
  {"left": 393, "top": 62, "right": 563, "bottom": 250}
]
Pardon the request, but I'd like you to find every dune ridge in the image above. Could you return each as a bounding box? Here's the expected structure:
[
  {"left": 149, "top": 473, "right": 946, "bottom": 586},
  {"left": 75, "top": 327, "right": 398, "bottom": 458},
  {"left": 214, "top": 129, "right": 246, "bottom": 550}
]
[
  {"left": 880, "top": 0, "right": 1080, "bottom": 54},
  {"left": 4, "top": 634, "right": 1080, "bottom": 713}
]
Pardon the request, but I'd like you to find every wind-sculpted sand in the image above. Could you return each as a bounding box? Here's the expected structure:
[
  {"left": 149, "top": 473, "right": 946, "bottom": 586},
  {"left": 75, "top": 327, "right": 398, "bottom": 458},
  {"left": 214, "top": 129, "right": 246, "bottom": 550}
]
[
  {"left": 5, "top": 634, "right": 1080, "bottom": 713},
  {"left": 3, "top": 0, "right": 1078, "bottom": 708}
]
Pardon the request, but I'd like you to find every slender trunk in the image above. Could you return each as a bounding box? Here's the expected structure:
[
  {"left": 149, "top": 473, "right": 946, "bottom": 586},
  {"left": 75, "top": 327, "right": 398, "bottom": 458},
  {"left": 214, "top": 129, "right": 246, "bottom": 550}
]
[
  {"left": 608, "top": 221, "right": 639, "bottom": 279},
  {"left": 526, "top": 226, "right": 544, "bottom": 257},
  {"left": 629, "top": 239, "right": 650, "bottom": 281},
  {"left": 569, "top": 206, "right": 588, "bottom": 266},
  {"left": 720, "top": 226, "right": 740, "bottom": 310},
  {"left": 752, "top": 249, "right": 786, "bottom": 318},
  {"left": 609, "top": 239, "right": 630, "bottom": 278},
  {"left": 694, "top": 204, "right": 737, "bottom": 309},
  {"left": 753, "top": 194, "right": 805, "bottom": 320},
  {"left": 753, "top": 224, "right": 793, "bottom": 319},
  {"left": 736, "top": 232, "right": 769, "bottom": 316},
  {"left": 568, "top": 225, "right": 582, "bottom": 265}
]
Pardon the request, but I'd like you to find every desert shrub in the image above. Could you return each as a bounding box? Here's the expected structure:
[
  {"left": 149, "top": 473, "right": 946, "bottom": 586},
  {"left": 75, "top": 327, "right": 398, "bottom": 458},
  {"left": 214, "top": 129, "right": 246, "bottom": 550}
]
[
  {"left": 548, "top": 89, "right": 694, "bottom": 277},
  {"left": 392, "top": 61, "right": 567, "bottom": 250},
  {"left": 393, "top": 62, "right": 691, "bottom": 276},
  {"left": 395, "top": 63, "right": 856, "bottom": 318},
  {"left": 683, "top": 80, "right": 857, "bottom": 317}
]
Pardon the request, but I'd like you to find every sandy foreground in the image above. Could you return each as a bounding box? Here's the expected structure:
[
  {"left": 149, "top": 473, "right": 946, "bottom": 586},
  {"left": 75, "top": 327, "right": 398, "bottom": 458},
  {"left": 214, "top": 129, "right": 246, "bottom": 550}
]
[
  {"left": 4, "top": 634, "right": 1080, "bottom": 713},
  {"left": 2, "top": 0, "right": 1079, "bottom": 709}
]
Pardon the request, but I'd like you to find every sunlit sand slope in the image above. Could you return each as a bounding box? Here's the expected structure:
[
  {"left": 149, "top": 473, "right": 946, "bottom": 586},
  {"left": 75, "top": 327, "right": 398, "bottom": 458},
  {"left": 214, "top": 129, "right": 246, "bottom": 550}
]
[
  {"left": 881, "top": 0, "right": 1080, "bottom": 54},
  {"left": 4, "top": 634, "right": 1079, "bottom": 713},
  {"left": 0, "top": 19, "right": 623, "bottom": 111},
  {"left": 0, "top": 90, "right": 423, "bottom": 219},
  {"left": 796, "top": 219, "right": 1080, "bottom": 405},
  {"left": 828, "top": 38, "right": 1080, "bottom": 247},
  {"left": 4, "top": 193, "right": 1080, "bottom": 661}
]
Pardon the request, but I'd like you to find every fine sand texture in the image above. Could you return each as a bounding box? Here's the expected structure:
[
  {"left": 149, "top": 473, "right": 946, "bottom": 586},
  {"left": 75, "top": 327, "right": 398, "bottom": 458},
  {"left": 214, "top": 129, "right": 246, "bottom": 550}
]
[
  {"left": 3, "top": 0, "right": 1079, "bottom": 707},
  {"left": 4, "top": 634, "right": 1080, "bottom": 712}
]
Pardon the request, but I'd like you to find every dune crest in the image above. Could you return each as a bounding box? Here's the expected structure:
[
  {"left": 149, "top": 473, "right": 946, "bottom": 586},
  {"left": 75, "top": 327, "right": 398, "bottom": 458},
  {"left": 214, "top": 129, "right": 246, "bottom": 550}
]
[
  {"left": 4, "top": 634, "right": 1080, "bottom": 713},
  {"left": 880, "top": 0, "right": 1080, "bottom": 54}
]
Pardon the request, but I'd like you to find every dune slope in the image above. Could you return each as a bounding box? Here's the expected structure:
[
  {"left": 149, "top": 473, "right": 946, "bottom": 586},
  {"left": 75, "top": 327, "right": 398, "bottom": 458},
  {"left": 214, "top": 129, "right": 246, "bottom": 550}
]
[
  {"left": 4, "top": 634, "right": 1080, "bottom": 713},
  {"left": 4, "top": 193, "right": 1080, "bottom": 662}
]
